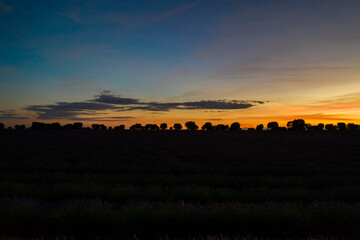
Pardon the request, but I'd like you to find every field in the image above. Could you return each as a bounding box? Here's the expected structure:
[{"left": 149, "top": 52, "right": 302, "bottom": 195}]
[{"left": 0, "top": 130, "right": 360, "bottom": 239}]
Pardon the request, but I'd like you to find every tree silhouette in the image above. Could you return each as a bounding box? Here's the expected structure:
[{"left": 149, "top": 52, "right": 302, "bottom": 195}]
[
  {"left": 15, "top": 125, "right": 26, "bottom": 130},
  {"left": 185, "top": 121, "right": 199, "bottom": 130},
  {"left": 337, "top": 122, "right": 347, "bottom": 131},
  {"left": 325, "top": 124, "right": 336, "bottom": 131},
  {"left": 114, "top": 125, "right": 125, "bottom": 130},
  {"left": 256, "top": 124, "right": 264, "bottom": 131},
  {"left": 173, "top": 123, "right": 182, "bottom": 130},
  {"left": 150, "top": 124, "right": 160, "bottom": 130},
  {"left": 32, "top": 122, "right": 43, "bottom": 129},
  {"left": 287, "top": 119, "right": 306, "bottom": 131},
  {"left": 347, "top": 123, "right": 359, "bottom": 131},
  {"left": 130, "top": 123, "right": 143, "bottom": 130},
  {"left": 267, "top": 122, "right": 279, "bottom": 130},
  {"left": 215, "top": 124, "right": 228, "bottom": 131},
  {"left": 92, "top": 124, "right": 100, "bottom": 130},
  {"left": 63, "top": 124, "right": 74, "bottom": 129},
  {"left": 317, "top": 123, "right": 324, "bottom": 131},
  {"left": 229, "top": 122, "right": 241, "bottom": 131},
  {"left": 0, "top": 123, "right": 4, "bottom": 129},
  {"left": 73, "top": 122, "right": 83, "bottom": 129},
  {"left": 50, "top": 123, "right": 61, "bottom": 129},
  {"left": 202, "top": 122, "right": 213, "bottom": 131},
  {"left": 145, "top": 124, "right": 152, "bottom": 130},
  {"left": 160, "top": 123, "right": 167, "bottom": 130}
]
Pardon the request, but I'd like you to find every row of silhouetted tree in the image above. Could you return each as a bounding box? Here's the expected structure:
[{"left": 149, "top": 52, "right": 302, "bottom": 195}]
[{"left": 0, "top": 119, "right": 359, "bottom": 131}]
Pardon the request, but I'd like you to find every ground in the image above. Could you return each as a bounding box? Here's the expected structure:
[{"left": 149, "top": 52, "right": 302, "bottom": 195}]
[{"left": 0, "top": 130, "right": 359, "bottom": 239}]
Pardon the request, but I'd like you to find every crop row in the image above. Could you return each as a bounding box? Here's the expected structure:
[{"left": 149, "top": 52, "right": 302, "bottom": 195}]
[
  {"left": 2, "top": 173, "right": 360, "bottom": 188},
  {"left": 0, "top": 198, "right": 359, "bottom": 239},
  {"left": 1, "top": 183, "right": 360, "bottom": 203}
]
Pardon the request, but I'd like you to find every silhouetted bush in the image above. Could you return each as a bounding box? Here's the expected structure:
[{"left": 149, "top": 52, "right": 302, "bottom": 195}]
[
  {"left": 130, "top": 123, "right": 144, "bottom": 130},
  {"left": 256, "top": 124, "right": 264, "bottom": 131},
  {"left": 337, "top": 122, "right": 347, "bottom": 131},
  {"left": 63, "top": 124, "right": 74, "bottom": 129},
  {"left": 92, "top": 124, "right": 100, "bottom": 130},
  {"left": 15, "top": 125, "right": 26, "bottom": 130},
  {"left": 150, "top": 124, "right": 160, "bottom": 130},
  {"left": 160, "top": 123, "right": 167, "bottom": 130},
  {"left": 267, "top": 122, "right": 279, "bottom": 130},
  {"left": 185, "top": 121, "right": 199, "bottom": 130},
  {"left": 287, "top": 119, "right": 306, "bottom": 131},
  {"left": 50, "top": 123, "right": 61, "bottom": 129},
  {"left": 325, "top": 124, "right": 336, "bottom": 131},
  {"left": 145, "top": 124, "right": 160, "bottom": 130},
  {"left": 114, "top": 125, "right": 125, "bottom": 130},
  {"left": 31, "top": 122, "right": 45, "bottom": 129},
  {"left": 215, "top": 124, "right": 229, "bottom": 131},
  {"left": 248, "top": 128, "right": 255, "bottom": 132},
  {"left": 31, "top": 122, "right": 62, "bottom": 129},
  {"left": 317, "top": 123, "right": 324, "bottom": 131},
  {"left": 0, "top": 123, "right": 4, "bottom": 129},
  {"left": 201, "top": 122, "right": 213, "bottom": 131},
  {"left": 347, "top": 123, "right": 359, "bottom": 131},
  {"left": 229, "top": 122, "right": 241, "bottom": 131},
  {"left": 73, "top": 122, "right": 83, "bottom": 129},
  {"left": 173, "top": 123, "right": 182, "bottom": 130}
]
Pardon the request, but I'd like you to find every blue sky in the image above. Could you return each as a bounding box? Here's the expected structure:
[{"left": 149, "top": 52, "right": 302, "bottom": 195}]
[{"left": 1, "top": 0, "right": 360, "bottom": 127}]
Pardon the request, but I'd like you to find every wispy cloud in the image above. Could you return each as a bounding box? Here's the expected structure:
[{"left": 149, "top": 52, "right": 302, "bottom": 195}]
[
  {"left": 0, "top": 1, "right": 12, "bottom": 13},
  {"left": 153, "top": 1, "right": 198, "bottom": 23},
  {"left": 308, "top": 92, "right": 360, "bottom": 112},
  {"left": 0, "top": 110, "right": 29, "bottom": 119},
  {"left": 61, "top": 1, "right": 199, "bottom": 27}
]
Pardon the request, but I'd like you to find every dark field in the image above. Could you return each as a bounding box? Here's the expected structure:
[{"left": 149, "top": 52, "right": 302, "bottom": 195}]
[{"left": 0, "top": 130, "right": 360, "bottom": 239}]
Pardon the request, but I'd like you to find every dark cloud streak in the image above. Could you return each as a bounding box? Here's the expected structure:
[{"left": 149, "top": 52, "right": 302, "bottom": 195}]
[{"left": 25, "top": 92, "right": 265, "bottom": 120}]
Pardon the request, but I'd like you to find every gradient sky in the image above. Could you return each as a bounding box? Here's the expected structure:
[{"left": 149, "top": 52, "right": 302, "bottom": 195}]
[{"left": 1, "top": 0, "right": 359, "bottom": 128}]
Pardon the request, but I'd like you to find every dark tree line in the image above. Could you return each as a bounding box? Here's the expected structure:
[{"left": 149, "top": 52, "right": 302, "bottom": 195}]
[{"left": 0, "top": 119, "right": 359, "bottom": 131}]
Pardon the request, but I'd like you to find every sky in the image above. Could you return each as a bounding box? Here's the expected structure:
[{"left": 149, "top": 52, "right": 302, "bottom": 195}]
[{"left": 0, "top": 0, "right": 359, "bottom": 128}]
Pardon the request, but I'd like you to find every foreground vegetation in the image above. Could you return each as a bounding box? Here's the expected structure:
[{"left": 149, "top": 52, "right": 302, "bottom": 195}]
[{"left": 0, "top": 130, "right": 359, "bottom": 239}]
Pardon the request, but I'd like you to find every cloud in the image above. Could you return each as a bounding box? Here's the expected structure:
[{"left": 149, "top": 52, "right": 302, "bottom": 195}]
[
  {"left": 69, "top": 116, "right": 134, "bottom": 121},
  {"left": 25, "top": 101, "right": 120, "bottom": 119},
  {"left": 93, "top": 91, "right": 140, "bottom": 105},
  {"left": 116, "top": 100, "right": 263, "bottom": 112},
  {"left": 0, "top": 115, "right": 30, "bottom": 119},
  {"left": 307, "top": 92, "right": 360, "bottom": 112},
  {"left": 0, "top": 110, "right": 29, "bottom": 119},
  {"left": 25, "top": 91, "right": 265, "bottom": 119},
  {"left": 0, "top": 1, "right": 12, "bottom": 13},
  {"left": 62, "top": 1, "right": 199, "bottom": 27},
  {"left": 180, "top": 100, "right": 263, "bottom": 110},
  {"left": 0, "top": 111, "right": 29, "bottom": 119},
  {"left": 153, "top": 2, "right": 198, "bottom": 22}
]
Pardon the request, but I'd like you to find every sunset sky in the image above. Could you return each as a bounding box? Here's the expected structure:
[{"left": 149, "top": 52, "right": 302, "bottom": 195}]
[{"left": 1, "top": 0, "right": 359, "bottom": 128}]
